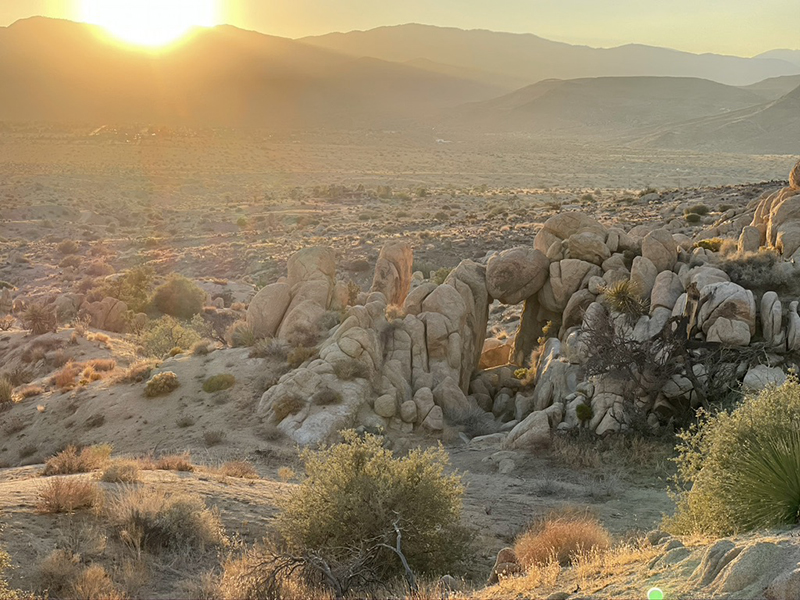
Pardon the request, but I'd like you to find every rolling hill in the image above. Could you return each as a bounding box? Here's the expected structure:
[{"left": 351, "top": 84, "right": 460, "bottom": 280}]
[
  {"left": 634, "top": 84, "right": 800, "bottom": 154},
  {"left": 0, "top": 17, "right": 501, "bottom": 127},
  {"left": 741, "top": 74, "right": 800, "bottom": 100},
  {"left": 449, "top": 77, "right": 768, "bottom": 137},
  {"left": 301, "top": 24, "right": 800, "bottom": 90}
]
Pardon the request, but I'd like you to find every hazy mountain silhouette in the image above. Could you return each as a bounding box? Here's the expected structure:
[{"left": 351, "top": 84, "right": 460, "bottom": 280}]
[
  {"left": 741, "top": 74, "right": 800, "bottom": 100},
  {"left": 450, "top": 77, "right": 767, "bottom": 137},
  {"left": 0, "top": 17, "right": 500, "bottom": 127},
  {"left": 635, "top": 84, "right": 800, "bottom": 153},
  {"left": 301, "top": 24, "right": 800, "bottom": 89},
  {"left": 756, "top": 49, "right": 800, "bottom": 67}
]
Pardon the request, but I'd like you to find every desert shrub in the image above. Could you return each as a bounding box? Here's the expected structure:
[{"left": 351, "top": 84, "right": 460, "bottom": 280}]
[
  {"left": 203, "top": 430, "right": 227, "bottom": 446},
  {"left": 666, "top": 377, "right": 800, "bottom": 535},
  {"left": 139, "top": 316, "right": 202, "bottom": 358},
  {"left": 219, "top": 461, "right": 259, "bottom": 479},
  {"left": 0, "top": 315, "right": 14, "bottom": 331},
  {"left": 57, "top": 240, "right": 79, "bottom": 255},
  {"left": 271, "top": 394, "right": 306, "bottom": 423},
  {"left": 202, "top": 374, "right": 235, "bottom": 393},
  {"left": 87, "top": 358, "right": 116, "bottom": 372},
  {"left": 0, "top": 377, "right": 12, "bottom": 404},
  {"left": 287, "top": 346, "right": 317, "bottom": 369},
  {"left": 116, "top": 360, "right": 158, "bottom": 384},
  {"left": 431, "top": 267, "right": 451, "bottom": 285},
  {"left": 286, "top": 323, "right": 321, "bottom": 348},
  {"left": 70, "top": 564, "right": 122, "bottom": 600},
  {"left": 250, "top": 337, "right": 289, "bottom": 359},
  {"left": 514, "top": 512, "right": 611, "bottom": 568},
  {"left": 575, "top": 403, "right": 593, "bottom": 423},
  {"left": 150, "top": 274, "right": 206, "bottom": 319},
  {"left": 37, "top": 477, "right": 103, "bottom": 513},
  {"left": 684, "top": 203, "right": 709, "bottom": 216},
  {"left": 85, "top": 261, "right": 114, "bottom": 277},
  {"left": 168, "top": 346, "right": 183, "bottom": 357},
  {"left": 684, "top": 212, "right": 702, "bottom": 223},
  {"left": 106, "top": 487, "right": 225, "bottom": 553},
  {"left": 38, "top": 549, "right": 82, "bottom": 596},
  {"left": 191, "top": 340, "right": 214, "bottom": 356},
  {"left": 277, "top": 431, "right": 472, "bottom": 586},
  {"left": 601, "top": 279, "right": 648, "bottom": 320},
  {"left": 52, "top": 362, "right": 81, "bottom": 389},
  {"left": 59, "top": 255, "right": 82, "bottom": 269},
  {"left": 156, "top": 453, "right": 193, "bottom": 472},
  {"left": 43, "top": 445, "right": 112, "bottom": 476},
  {"left": 693, "top": 238, "right": 724, "bottom": 252},
  {"left": 311, "top": 388, "right": 342, "bottom": 406},
  {"left": 332, "top": 359, "right": 370, "bottom": 381},
  {"left": 144, "top": 371, "right": 179, "bottom": 397},
  {"left": 226, "top": 320, "right": 256, "bottom": 348},
  {"left": 718, "top": 248, "right": 791, "bottom": 292},
  {"left": 22, "top": 302, "right": 57, "bottom": 335},
  {"left": 101, "top": 460, "right": 141, "bottom": 483}
]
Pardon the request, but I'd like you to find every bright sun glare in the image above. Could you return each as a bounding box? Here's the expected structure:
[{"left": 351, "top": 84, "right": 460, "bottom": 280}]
[{"left": 79, "top": 0, "right": 219, "bottom": 48}]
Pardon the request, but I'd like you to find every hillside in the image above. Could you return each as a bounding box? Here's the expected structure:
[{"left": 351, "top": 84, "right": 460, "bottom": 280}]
[
  {"left": 741, "top": 74, "right": 800, "bottom": 100},
  {"left": 636, "top": 84, "right": 800, "bottom": 153},
  {"left": 756, "top": 48, "right": 800, "bottom": 67},
  {"left": 450, "top": 76, "right": 767, "bottom": 137},
  {"left": 301, "top": 24, "right": 800, "bottom": 89},
  {"left": 0, "top": 17, "right": 500, "bottom": 127}
]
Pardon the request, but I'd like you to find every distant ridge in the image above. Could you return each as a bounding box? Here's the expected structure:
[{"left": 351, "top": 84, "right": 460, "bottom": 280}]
[{"left": 301, "top": 23, "right": 800, "bottom": 89}]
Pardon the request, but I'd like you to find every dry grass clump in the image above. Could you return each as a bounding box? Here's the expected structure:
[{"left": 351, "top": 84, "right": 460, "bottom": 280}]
[
  {"left": 144, "top": 371, "right": 179, "bottom": 397},
  {"left": 0, "top": 376, "right": 13, "bottom": 405},
  {"left": 101, "top": 460, "right": 141, "bottom": 483},
  {"left": 191, "top": 339, "right": 215, "bottom": 356},
  {"left": 202, "top": 373, "right": 235, "bottom": 393},
  {"left": 219, "top": 461, "right": 259, "bottom": 479},
  {"left": 226, "top": 320, "right": 256, "bottom": 348},
  {"left": 52, "top": 362, "right": 82, "bottom": 390},
  {"left": 270, "top": 394, "right": 305, "bottom": 423},
  {"left": 70, "top": 564, "right": 123, "bottom": 600},
  {"left": 250, "top": 338, "right": 289, "bottom": 360},
  {"left": 287, "top": 345, "right": 317, "bottom": 369},
  {"left": 36, "top": 477, "right": 103, "bottom": 514},
  {"left": 87, "top": 358, "right": 116, "bottom": 372},
  {"left": 155, "top": 453, "right": 194, "bottom": 472},
  {"left": 38, "top": 550, "right": 124, "bottom": 600},
  {"left": 0, "top": 315, "right": 14, "bottom": 331},
  {"left": 311, "top": 388, "right": 342, "bottom": 406},
  {"left": 115, "top": 359, "right": 158, "bottom": 384},
  {"left": 203, "top": 429, "right": 227, "bottom": 447},
  {"left": 18, "top": 384, "right": 44, "bottom": 399},
  {"left": 600, "top": 279, "right": 649, "bottom": 319},
  {"left": 43, "top": 445, "right": 113, "bottom": 476},
  {"left": 22, "top": 302, "right": 57, "bottom": 335},
  {"left": 514, "top": 512, "right": 611, "bottom": 568},
  {"left": 106, "top": 487, "right": 225, "bottom": 553},
  {"left": 332, "top": 359, "right": 371, "bottom": 381}
]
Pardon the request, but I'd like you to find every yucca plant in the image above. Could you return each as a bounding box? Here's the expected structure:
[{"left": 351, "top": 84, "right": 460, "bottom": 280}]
[
  {"left": 22, "top": 302, "right": 57, "bottom": 335},
  {"left": 600, "top": 279, "right": 649, "bottom": 320},
  {"left": 666, "top": 376, "right": 800, "bottom": 535}
]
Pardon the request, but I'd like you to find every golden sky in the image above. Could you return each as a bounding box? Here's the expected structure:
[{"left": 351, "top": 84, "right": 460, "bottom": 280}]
[{"left": 0, "top": 0, "right": 797, "bottom": 56}]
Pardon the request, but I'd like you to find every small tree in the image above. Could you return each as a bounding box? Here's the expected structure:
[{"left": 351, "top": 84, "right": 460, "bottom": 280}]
[
  {"left": 150, "top": 274, "right": 205, "bottom": 319},
  {"left": 271, "top": 431, "right": 472, "bottom": 597}
]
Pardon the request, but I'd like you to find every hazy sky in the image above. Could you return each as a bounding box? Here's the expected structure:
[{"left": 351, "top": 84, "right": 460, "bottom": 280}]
[{"left": 0, "top": 0, "right": 797, "bottom": 57}]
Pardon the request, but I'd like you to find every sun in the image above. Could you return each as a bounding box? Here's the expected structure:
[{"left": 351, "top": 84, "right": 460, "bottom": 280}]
[{"left": 79, "top": 0, "right": 219, "bottom": 48}]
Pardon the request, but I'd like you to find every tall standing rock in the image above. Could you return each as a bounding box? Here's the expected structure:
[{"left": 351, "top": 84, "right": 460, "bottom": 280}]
[
  {"left": 790, "top": 160, "right": 800, "bottom": 191},
  {"left": 371, "top": 241, "right": 413, "bottom": 306},
  {"left": 278, "top": 247, "right": 336, "bottom": 342},
  {"left": 246, "top": 282, "right": 291, "bottom": 338},
  {"left": 486, "top": 247, "right": 549, "bottom": 304}
]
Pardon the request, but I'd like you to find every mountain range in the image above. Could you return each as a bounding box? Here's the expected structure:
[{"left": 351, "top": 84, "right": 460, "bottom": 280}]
[{"left": 0, "top": 17, "right": 798, "bottom": 153}]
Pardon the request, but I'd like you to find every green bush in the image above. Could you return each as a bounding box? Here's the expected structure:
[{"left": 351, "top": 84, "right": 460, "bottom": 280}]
[
  {"left": 684, "top": 213, "right": 702, "bottom": 223},
  {"left": 431, "top": 267, "right": 451, "bottom": 285},
  {"left": 277, "top": 431, "right": 472, "bottom": 581},
  {"left": 150, "top": 274, "right": 206, "bottom": 319},
  {"left": 203, "top": 374, "right": 236, "bottom": 393},
  {"left": 666, "top": 377, "right": 800, "bottom": 535},
  {"left": 103, "top": 266, "right": 154, "bottom": 313},
  {"left": 684, "top": 203, "right": 709, "bottom": 216},
  {"left": 693, "top": 238, "right": 724, "bottom": 252},
  {"left": 145, "top": 371, "right": 180, "bottom": 397},
  {"left": 139, "top": 316, "right": 202, "bottom": 358},
  {"left": 575, "top": 403, "right": 593, "bottom": 423}
]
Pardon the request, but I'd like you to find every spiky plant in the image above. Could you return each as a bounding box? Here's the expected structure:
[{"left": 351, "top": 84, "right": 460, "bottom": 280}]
[
  {"left": 22, "top": 303, "right": 57, "bottom": 335},
  {"left": 600, "top": 279, "right": 649, "bottom": 320}
]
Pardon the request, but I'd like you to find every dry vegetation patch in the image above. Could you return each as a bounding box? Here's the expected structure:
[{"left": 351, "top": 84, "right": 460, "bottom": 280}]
[
  {"left": 37, "top": 477, "right": 103, "bottom": 514},
  {"left": 514, "top": 512, "right": 611, "bottom": 568},
  {"left": 43, "top": 445, "right": 112, "bottom": 476}
]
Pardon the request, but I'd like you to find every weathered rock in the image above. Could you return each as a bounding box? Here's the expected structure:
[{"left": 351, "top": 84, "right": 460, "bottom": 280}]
[
  {"left": 486, "top": 247, "right": 549, "bottom": 304},
  {"left": 399, "top": 400, "right": 417, "bottom": 423},
  {"left": 791, "top": 161, "right": 800, "bottom": 191},
  {"left": 650, "top": 271, "right": 684, "bottom": 312},
  {"left": 534, "top": 212, "right": 606, "bottom": 254},
  {"left": 642, "top": 228, "right": 678, "bottom": 272},
  {"left": 505, "top": 410, "right": 551, "bottom": 449},
  {"left": 287, "top": 246, "right": 336, "bottom": 289},
  {"left": 742, "top": 365, "right": 786, "bottom": 392},
  {"left": 371, "top": 241, "right": 413, "bottom": 306},
  {"left": 707, "top": 317, "right": 752, "bottom": 346},
  {"left": 738, "top": 226, "right": 762, "bottom": 254},
  {"left": 788, "top": 301, "right": 800, "bottom": 352},
  {"left": 422, "top": 405, "right": 444, "bottom": 431},
  {"left": 413, "top": 387, "right": 435, "bottom": 423},
  {"left": 277, "top": 299, "right": 327, "bottom": 343},
  {"left": 766, "top": 566, "right": 800, "bottom": 600},
  {"left": 374, "top": 394, "right": 397, "bottom": 418},
  {"left": 479, "top": 337, "right": 512, "bottom": 369},
  {"left": 432, "top": 376, "right": 475, "bottom": 422},
  {"left": 246, "top": 282, "right": 291, "bottom": 338},
  {"left": 567, "top": 231, "right": 611, "bottom": 265},
  {"left": 630, "top": 256, "right": 659, "bottom": 300},
  {"left": 697, "top": 282, "right": 756, "bottom": 340}
]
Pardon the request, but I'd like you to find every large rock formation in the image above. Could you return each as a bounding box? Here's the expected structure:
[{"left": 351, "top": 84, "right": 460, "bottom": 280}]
[{"left": 370, "top": 241, "right": 413, "bottom": 306}]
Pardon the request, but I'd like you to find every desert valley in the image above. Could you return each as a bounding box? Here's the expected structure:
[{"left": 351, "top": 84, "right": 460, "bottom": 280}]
[{"left": 1, "top": 9, "right": 800, "bottom": 600}]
